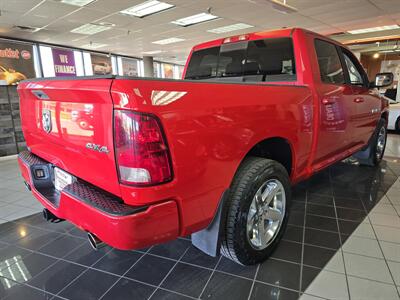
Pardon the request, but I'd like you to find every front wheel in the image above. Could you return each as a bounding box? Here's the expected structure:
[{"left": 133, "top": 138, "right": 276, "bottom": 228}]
[
  {"left": 220, "top": 157, "right": 291, "bottom": 265},
  {"left": 355, "top": 118, "right": 387, "bottom": 166}
]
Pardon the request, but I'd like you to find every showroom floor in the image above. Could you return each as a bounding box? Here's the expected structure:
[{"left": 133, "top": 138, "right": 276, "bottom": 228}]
[{"left": 0, "top": 135, "right": 399, "bottom": 300}]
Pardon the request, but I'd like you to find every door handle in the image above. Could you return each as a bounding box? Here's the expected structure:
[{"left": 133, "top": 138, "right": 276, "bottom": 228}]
[
  {"left": 354, "top": 97, "right": 365, "bottom": 103},
  {"left": 322, "top": 97, "right": 336, "bottom": 105}
]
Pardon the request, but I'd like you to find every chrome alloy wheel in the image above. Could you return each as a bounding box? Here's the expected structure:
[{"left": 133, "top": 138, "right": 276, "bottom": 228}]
[
  {"left": 246, "top": 179, "right": 286, "bottom": 250},
  {"left": 376, "top": 126, "right": 386, "bottom": 160}
]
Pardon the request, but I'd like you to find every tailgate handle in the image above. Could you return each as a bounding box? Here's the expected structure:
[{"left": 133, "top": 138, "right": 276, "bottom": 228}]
[{"left": 31, "top": 90, "right": 49, "bottom": 100}]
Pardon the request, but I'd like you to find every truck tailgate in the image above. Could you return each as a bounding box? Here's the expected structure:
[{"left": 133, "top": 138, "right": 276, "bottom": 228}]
[{"left": 17, "top": 78, "right": 120, "bottom": 196}]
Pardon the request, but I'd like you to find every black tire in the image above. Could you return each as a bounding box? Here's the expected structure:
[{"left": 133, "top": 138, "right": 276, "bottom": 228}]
[
  {"left": 356, "top": 118, "right": 387, "bottom": 166},
  {"left": 220, "top": 157, "right": 291, "bottom": 265},
  {"left": 396, "top": 117, "right": 400, "bottom": 133}
]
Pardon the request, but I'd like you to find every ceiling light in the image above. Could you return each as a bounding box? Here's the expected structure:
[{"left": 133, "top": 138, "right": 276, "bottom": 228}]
[
  {"left": 120, "top": 0, "right": 174, "bottom": 18},
  {"left": 143, "top": 50, "right": 163, "bottom": 54},
  {"left": 265, "top": 0, "right": 297, "bottom": 14},
  {"left": 71, "top": 23, "right": 111, "bottom": 35},
  {"left": 172, "top": 13, "right": 219, "bottom": 27},
  {"left": 207, "top": 23, "right": 254, "bottom": 34},
  {"left": 59, "top": 0, "right": 95, "bottom": 6},
  {"left": 152, "top": 37, "right": 185, "bottom": 45},
  {"left": 373, "top": 53, "right": 380, "bottom": 59},
  {"left": 81, "top": 43, "right": 107, "bottom": 49},
  {"left": 348, "top": 25, "right": 400, "bottom": 34}
]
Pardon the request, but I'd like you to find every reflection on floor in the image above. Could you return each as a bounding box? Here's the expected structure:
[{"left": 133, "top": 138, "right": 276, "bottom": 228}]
[{"left": 0, "top": 134, "right": 399, "bottom": 300}]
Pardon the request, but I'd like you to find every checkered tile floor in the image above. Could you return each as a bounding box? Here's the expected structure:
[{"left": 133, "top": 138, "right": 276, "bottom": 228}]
[{"left": 0, "top": 134, "right": 399, "bottom": 300}]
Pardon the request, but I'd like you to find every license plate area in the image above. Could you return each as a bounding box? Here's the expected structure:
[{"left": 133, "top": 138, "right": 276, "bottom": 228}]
[{"left": 54, "top": 167, "right": 75, "bottom": 192}]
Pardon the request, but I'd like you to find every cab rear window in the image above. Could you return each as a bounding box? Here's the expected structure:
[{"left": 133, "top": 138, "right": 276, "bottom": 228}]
[{"left": 185, "top": 37, "right": 296, "bottom": 82}]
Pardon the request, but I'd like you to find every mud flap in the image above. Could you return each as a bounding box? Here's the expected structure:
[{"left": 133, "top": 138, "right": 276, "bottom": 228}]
[{"left": 191, "top": 190, "right": 229, "bottom": 257}]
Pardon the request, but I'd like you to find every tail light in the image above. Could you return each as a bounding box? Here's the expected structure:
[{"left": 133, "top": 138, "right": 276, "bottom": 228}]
[{"left": 114, "top": 110, "right": 172, "bottom": 186}]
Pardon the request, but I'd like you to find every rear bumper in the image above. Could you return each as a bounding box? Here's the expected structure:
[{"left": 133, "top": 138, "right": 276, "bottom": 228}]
[{"left": 18, "top": 151, "right": 179, "bottom": 250}]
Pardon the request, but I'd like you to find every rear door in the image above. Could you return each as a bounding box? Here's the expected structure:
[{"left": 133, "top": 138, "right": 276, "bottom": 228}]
[
  {"left": 340, "top": 48, "right": 381, "bottom": 145},
  {"left": 312, "top": 39, "right": 357, "bottom": 166},
  {"left": 17, "top": 78, "right": 121, "bottom": 196}
]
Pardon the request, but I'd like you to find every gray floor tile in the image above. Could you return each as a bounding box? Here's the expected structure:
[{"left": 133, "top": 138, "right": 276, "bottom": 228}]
[
  {"left": 348, "top": 276, "right": 399, "bottom": 300},
  {"left": 388, "top": 261, "right": 400, "bottom": 286},
  {"left": 301, "top": 270, "right": 348, "bottom": 300},
  {"left": 342, "top": 236, "right": 384, "bottom": 258},
  {"left": 381, "top": 241, "right": 400, "bottom": 263}
]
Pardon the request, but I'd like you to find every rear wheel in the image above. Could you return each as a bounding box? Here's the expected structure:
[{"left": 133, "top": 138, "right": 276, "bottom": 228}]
[{"left": 220, "top": 157, "right": 291, "bottom": 265}]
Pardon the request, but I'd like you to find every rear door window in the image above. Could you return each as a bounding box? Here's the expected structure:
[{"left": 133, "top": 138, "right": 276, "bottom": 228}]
[
  {"left": 314, "top": 39, "right": 345, "bottom": 84},
  {"left": 185, "top": 38, "right": 296, "bottom": 83}
]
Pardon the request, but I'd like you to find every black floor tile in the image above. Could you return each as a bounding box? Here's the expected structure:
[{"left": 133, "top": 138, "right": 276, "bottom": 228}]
[
  {"left": 307, "top": 203, "right": 336, "bottom": 218},
  {"left": 307, "top": 193, "right": 334, "bottom": 206},
  {"left": 216, "top": 257, "right": 257, "bottom": 279},
  {"left": 67, "top": 227, "right": 88, "bottom": 239},
  {"left": 63, "top": 242, "right": 111, "bottom": 267},
  {"left": 161, "top": 263, "right": 212, "bottom": 298},
  {"left": 334, "top": 197, "right": 365, "bottom": 210},
  {"left": 270, "top": 240, "right": 302, "bottom": 264},
  {"left": 150, "top": 289, "right": 193, "bottom": 300},
  {"left": 303, "top": 245, "right": 336, "bottom": 269},
  {"left": 200, "top": 272, "right": 252, "bottom": 300},
  {"left": 257, "top": 259, "right": 300, "bottom": 290},
  {"left": 291, "top": 186, "right": 306, "bottom": 202},
  {"left": 0, "top": 224, "right": 44, "bottom": 244},
  {"left": 37, "top": 235, "right": 84, "bottom": 258},
  {"left": 290, "top": 201, "right": 305, "bottom": 213},
  {"left": 124, "top": 254, "right": 175, "bottom": 285},
  {"left": 336, "top": 207, "right": 366, "bottom": 222},
  {"left": 1, "top": 284, "right": 59, "bottom": 300},
  {"left": 306, "top": 214, "right": 338, "bottom": 232},
  {"left": 304, "top": 228, "right": 340, "bottom": 249},
  {"left": 249, "top": 282, "right": 299, "bottom": 300},
  {"left": 101, "top": 278, "right": 155, "bottom": 300},
  {"left": 301, "top": 266, "right": 321, "bottom": 291},
  {"left": 59, "top": 269, "right": 118, "bottom": 300},
  {"left": 0, "top": 252, "right": 57, "bottom": 283},
  {"left": 15, "top": 230, "right": 60, "bottom": 251},
  {"left": 338, "top": 219, "right": 360, "bottom": 235},
  {"left": 29, "top": 260, "right": 86, "bottom": 294},
  {"left": 0, "top": 246, "right": 32, "bottom": 272},
  {"left": 282, "top": 225, "right": 303, "bottom": 243},
  {"left": 288, "top": 211, "right": 305, "bottom": 227},
  {"left": 92, "top": 249, "right": 142, "bottom": 275},
  {"left": 149, "top": 239, "right": 191, "bottom": 260},
  {"left": 181, "top": 246, "right": 219, "bottom": 269}
]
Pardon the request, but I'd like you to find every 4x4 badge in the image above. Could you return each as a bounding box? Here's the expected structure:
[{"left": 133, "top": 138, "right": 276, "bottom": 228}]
[
  {"left": 86, "top": 143, "right": 110, "bottom": 154},
  {"left": 42, "top": 109, "right": 52, "bottom": 133}
]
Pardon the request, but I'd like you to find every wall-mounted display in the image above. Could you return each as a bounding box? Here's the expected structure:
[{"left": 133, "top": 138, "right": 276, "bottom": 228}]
[
  {"left": 91, "top": 53, "right": 112, "bottom": 75},
  {"left": 0, "top": 40, "right": 35, "bottom": 85},
  {"left": 121, "top": 57, "right": 139, "bottom": 76},
  {"left": 52, "top": 48, "right": 76, "bottom": 77}
]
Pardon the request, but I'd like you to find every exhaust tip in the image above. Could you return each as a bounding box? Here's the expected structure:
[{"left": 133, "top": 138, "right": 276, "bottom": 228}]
[
  {"left": 87, "top": 232, "right": 105, "bottom": 251},
  {"left": 42, "top": 208, "right": 64, "bottom": 223}
]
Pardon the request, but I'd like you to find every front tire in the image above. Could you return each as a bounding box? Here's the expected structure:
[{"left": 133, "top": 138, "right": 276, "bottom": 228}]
[
  {"left": 220, "top": 157, "right": 291, "bottom": 265},
  {"left": 396, "top": 117, "right": 400, "bottom": 133},
  {"left": 356, "top": 118, "right": 387, "bottom": 166}
]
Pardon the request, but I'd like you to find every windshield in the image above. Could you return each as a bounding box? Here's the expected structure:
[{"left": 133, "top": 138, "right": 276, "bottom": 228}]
[{"left": 185, "top": 37, "right": 296, "bottom": 83}]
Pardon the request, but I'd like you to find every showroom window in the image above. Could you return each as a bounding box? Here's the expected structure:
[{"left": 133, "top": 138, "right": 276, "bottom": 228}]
[{"left": 314, "top": 39, "right": 345, "bottom": 84}]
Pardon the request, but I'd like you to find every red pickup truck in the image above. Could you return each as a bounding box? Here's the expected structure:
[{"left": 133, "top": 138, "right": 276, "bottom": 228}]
[{"left": 17, "top": 28, "right": 392, "bottom": 265}]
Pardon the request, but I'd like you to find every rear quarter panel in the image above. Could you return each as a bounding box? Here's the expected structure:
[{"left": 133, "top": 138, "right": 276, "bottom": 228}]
[{"left": 111, "top": 78, "right": 313, "bottom": 234}]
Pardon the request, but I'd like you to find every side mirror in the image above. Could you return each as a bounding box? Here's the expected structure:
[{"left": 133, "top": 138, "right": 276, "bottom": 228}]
[{"left": 371, "top": 72, "right": 394, "bottom": 88}]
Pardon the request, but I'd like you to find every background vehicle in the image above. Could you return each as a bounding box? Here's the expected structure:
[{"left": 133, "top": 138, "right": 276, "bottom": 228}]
[
  {"left": 92, "top": 62, "right": 112, "bottom": 75},
  {"left": 388, "top": 97, "right": 400, "bottom": 132},
  {"left": 17, "top": 28, "right": 391, "bottom": 265}
]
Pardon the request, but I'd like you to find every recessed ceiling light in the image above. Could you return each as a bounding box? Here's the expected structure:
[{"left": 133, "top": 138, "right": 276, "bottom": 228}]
[
  {"left": 71, "top": 23, "right": 111, "bottom": 35},
  {"left": 81, "top": 43, "right": 108, "bottom": 49},
  {"left": 348, "top": 25, "right": 400, "bottom": 34},
  {"left": 207, "top": 23, "right": 254, "bottom": 34},
  {"left": 143, "top": 50, "right": 163, "bottom": 54},
  {"left": 98, "top": 22, "right": 116, "bottom": 27},
  {"left": 120, "top": 0, "right": 174, "bottom": 18},
  {"left": 152, "top": 37, "right": 185, "bottom": 45},
  {"left": 59, "top": 0, "right": 95, "bottom": 6},
  {"left": 172, "top": 13, "right": 219, "bottom": 27}
]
